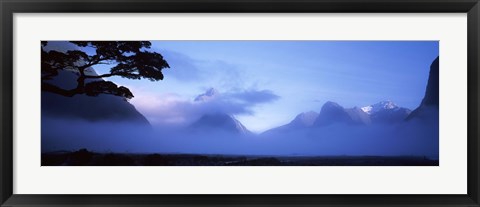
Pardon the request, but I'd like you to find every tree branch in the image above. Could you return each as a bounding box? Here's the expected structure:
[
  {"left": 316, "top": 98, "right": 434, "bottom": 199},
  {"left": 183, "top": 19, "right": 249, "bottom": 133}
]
[
  {"left": 84, "top": 72, "right": 132, "bottom": 79},
  {"left": 41, "top": 82, "right": 78, "bottom": 97},
  {"left": 81, "top": 56, "right": 113, "bottom": 69}
]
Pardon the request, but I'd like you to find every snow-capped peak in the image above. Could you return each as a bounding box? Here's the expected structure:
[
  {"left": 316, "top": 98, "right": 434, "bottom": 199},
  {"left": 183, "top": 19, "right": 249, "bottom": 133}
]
[
  {"left": 194, "top": 88, "right": 218, "bottom": 102},
  {"left": 361, "top": 100, "right": 398, "bottom": 115}
]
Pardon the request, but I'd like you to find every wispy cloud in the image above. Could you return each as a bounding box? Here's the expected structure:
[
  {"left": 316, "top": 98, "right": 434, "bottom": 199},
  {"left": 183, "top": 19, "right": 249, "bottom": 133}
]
[
  {"left": 160, "top": 50, "right": 204, "bottom": 81},
  {"left": 225, "top": 89, "right": 280, "bottom": 104},
  {"left": 160, "top": 50, "right": 245, "bottom": 89},
  {"left": 131, "top": 88, "right": 280, "bottom": 127}
]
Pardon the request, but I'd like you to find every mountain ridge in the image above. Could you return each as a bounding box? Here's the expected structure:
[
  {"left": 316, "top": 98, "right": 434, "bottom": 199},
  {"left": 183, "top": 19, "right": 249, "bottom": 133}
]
[
  {"left": 264, "top": 100, "right": 411, "bottom": 135},
  {"left": 42, "top": 69, "right": 150, "bottom": 125},
  {"left": 406, "top": 56, "right": 439, "bottom": 121},
  {"left": 190, "top": 113, "right": 251, "bottom": 135}
]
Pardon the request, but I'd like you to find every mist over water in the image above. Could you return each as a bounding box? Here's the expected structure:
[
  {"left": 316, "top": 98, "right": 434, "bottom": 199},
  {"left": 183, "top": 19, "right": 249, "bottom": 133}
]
[{"left": 42, "top": 112, "right": 439, "bottom": 159}]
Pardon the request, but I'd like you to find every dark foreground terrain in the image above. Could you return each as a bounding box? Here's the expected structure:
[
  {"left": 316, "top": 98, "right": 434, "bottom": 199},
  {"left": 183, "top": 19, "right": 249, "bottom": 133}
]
[{"left": 42, "top": 149, "right": 439, "bottom": 166}]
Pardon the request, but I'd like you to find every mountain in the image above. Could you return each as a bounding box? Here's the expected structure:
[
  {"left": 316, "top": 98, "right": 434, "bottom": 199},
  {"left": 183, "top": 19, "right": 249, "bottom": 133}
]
[
  {"left": 289, "top": 111, "right": 319, "bottom": 127},
  {"left": 42, "top": 69, "right": 150, "bottom": 125},
  {"left": 406, "top": 57, "right": 439, "bottom": 120},
  {"left": 265, "top": 100, "right": 412, "bottom": 135},
  {"left": 194, "top": 88, "right": 218, "bottom": 102},
  {"left": 361, "top": 100, "right": 398, "bottom": 115},
  {"left": 361, "top": 101, "right": 411, "bottom": 124},
  {"left": 262, "top": 111, "right": 318, "bottom": 134},
  {"left": 190, "top": 113, "right": 250, "bottom": 134},
  {"left": 346, "top": 107, "right": 372, "bottom": 125},
  {"left": 189, "top": 88, "right": 251, "bottom": 134},
  {"left": 313, "top": 101, "right": 370, "bottom": 127}
]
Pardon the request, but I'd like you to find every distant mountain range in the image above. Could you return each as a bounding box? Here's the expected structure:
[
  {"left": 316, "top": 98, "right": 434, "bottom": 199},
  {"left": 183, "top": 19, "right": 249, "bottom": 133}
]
[
  {"left": 315, "top": 100, "right": 412, "bottom": 126},
  {"left": 192, "top": 56, "right": 439, "bottom": 136},
  {"left": 362, "top": 101, "right": 412, "bottom": 124},
  {"left": 188, "top": 88, "right": 414, "bottom": 135},
  {"left": 263, "top": 100, "right": 411, "bottom": 135}
]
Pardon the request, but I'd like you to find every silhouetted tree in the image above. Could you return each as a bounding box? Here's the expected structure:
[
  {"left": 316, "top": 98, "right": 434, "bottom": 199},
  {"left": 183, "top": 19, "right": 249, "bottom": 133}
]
[{"left": 41, "top": 41, "right": 170, "bottom": 99}]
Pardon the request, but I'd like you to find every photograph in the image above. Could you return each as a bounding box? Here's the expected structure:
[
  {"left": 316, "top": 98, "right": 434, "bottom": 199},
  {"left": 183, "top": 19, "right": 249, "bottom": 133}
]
[
  {"left": 41, "top": 40, "right": 439, "bottom": 166},
  {"left": 3, "top": 0, "right": 478, "bottom": 206}
]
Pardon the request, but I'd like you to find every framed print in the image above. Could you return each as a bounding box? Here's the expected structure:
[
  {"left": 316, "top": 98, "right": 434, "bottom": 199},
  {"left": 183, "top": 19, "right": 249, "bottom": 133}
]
[{"left": 1, "top": 0, "right": 479, "bottom": 206}]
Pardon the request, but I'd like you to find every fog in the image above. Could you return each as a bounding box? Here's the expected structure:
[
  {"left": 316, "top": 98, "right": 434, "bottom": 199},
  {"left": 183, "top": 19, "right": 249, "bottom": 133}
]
[
  {"left": 131, "top": 88, "right": 280, "bottom": 127},
  {"left": 42, "top": 114, "right": 438, "bottom": 159},
  {"left": 41, "top": 41, "right": 439, "bottom": 158}
]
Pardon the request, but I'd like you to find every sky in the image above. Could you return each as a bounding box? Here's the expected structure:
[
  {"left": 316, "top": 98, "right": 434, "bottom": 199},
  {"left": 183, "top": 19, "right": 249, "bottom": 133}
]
[{"left": 89, "top": 41, "right": 439, "bottom": 133}]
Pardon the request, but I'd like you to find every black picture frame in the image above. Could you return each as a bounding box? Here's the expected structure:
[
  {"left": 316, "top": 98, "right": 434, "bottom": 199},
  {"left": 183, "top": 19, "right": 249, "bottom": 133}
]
[{"left": 1, "top": 0, "right": 479, "bottom": 206}]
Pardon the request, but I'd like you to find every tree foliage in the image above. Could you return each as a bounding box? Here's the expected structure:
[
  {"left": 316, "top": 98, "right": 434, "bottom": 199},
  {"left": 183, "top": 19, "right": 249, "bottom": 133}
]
[{"left": 41, "top": 41, "right": 170, "bottom": 99}]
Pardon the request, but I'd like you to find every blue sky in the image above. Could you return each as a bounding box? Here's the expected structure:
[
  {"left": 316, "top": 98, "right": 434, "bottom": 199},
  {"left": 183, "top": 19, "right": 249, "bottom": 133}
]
[{"left": 93, "top": 41, "right": 438, "bottom": 133}]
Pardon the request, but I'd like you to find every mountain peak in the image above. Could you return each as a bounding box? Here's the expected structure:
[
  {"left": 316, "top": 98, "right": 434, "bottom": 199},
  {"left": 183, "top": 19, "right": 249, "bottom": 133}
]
[
  {"left": 194, "top": 88, "right": 219, "bottom": 102},
  {"left": 420, "top": 57, "right": 439, "bottom": 106},
  {"left": 314, "top": 101, "right": 353, "bottom": 126},
  {"left": 322, "top": 101, "right": 343, "bottom": 110},
  {"left": 292, "top": 111, "right": 319, "bottom": 127},
  {"left": 406, "top": 56, "right": 439, "bottom": 121},
  {"left": 361, "top": 100, "right": 398, "bottom": 115},
  {"left": 360, "top": 100, "right": 411, "bottom": 124},
  {"left": 190, "top": 113, "right": 250, "bottom": 135},
  {"left": 299, "top": 110, "right": 319, "bottom": 118}
]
